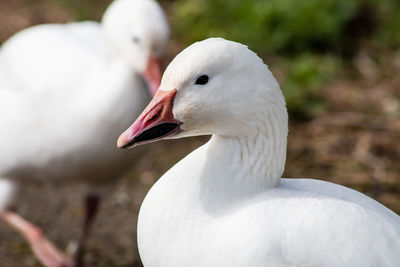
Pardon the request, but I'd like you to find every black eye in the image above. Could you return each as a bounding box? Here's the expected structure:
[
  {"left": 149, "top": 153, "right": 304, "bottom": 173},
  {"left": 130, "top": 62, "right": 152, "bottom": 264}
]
[
  {"left": 195, "top": 75, "right": 209, "bottom": 85},
  {"left": 132, "top": 36, "right": 140, "bottom": 44}
]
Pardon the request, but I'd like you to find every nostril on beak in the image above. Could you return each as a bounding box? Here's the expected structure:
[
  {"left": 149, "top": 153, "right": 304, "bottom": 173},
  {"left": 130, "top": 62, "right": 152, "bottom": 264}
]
[
  {"left": 143, "top": 104, "right": 163, "bottom": 125},
  {"left": 146, "top": 113, "right": 159, "bottom": 124}
]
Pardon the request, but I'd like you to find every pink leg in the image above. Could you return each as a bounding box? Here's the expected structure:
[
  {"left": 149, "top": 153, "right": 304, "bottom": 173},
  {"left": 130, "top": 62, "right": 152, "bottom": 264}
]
[{"left": 0, "top": 210, "right": 73, "bottom": 267}]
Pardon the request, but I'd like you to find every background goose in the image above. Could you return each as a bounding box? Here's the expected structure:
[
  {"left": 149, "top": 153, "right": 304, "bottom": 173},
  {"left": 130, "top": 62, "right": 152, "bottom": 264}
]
[
  {"left": 118, "top": 38, "right": 400, "bottom": 267},
  {"left": 0, "top": 0, "right": 169, "bottom": 266}
]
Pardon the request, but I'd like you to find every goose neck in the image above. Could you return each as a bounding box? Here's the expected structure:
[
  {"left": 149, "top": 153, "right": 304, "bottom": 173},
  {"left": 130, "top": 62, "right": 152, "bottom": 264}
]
[{"left": 207, "top": 121, "right": 287, "bottom": 189}]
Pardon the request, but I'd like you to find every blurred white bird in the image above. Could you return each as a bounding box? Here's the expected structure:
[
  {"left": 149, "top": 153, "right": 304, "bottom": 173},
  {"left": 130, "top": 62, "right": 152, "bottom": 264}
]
[
  {"left": 0, "top": 0, "right": 169, "bottom": 266},
  {"left": 118, "top": 38, "right": 400, "bottom": 267}
]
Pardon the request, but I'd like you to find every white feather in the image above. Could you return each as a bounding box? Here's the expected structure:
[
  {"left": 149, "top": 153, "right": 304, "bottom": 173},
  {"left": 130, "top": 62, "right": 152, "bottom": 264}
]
[{"left": 0, "top": 0, "right": 169, "bottom": 207}]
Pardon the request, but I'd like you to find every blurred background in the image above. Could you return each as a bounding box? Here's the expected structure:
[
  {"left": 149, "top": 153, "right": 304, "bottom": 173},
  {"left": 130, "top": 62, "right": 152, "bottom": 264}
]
[{"left": 0, "top": 0, "right": 399, "bottom": 266}]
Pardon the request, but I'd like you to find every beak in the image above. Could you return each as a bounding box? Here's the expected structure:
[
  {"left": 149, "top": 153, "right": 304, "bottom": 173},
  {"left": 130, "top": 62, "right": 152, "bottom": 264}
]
[
  {"left": 143, "top": 56, "right": 162, "bottom": 96},
  {"left": 117, "top": 89, "right": 181, "bottom": 149}
]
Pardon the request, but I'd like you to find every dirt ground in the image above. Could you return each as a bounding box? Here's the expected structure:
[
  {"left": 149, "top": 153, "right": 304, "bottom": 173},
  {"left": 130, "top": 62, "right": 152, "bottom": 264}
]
[{"left": 0, "top": 1, "right": 399, "bottom": 266}]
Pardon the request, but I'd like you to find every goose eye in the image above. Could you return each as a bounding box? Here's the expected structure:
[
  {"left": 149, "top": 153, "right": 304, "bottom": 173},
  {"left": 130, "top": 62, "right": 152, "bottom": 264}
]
[
  {"left": 195, "top": 75, "right": 209, "bottom": 85},
  {"left": 132, "top": 36, "right": 140, "bottom": 44}
]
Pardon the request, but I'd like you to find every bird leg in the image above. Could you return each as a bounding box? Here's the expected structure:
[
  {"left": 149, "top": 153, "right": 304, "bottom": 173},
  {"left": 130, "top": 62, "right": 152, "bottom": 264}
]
[
  {"left": 0, "top": 209, "right": 73, "bottom": 267},
  {"left": 70, "top": 194, "right": 100, "bottom": 267}
]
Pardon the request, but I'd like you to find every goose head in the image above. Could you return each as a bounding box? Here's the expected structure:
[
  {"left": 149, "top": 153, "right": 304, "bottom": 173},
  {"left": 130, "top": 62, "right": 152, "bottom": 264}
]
[
  {"left": 117, "top": 38, "right": 287, "bottom": 149},
  {"left": 102, "top": 0, "right": 169, "bottom": 95}
]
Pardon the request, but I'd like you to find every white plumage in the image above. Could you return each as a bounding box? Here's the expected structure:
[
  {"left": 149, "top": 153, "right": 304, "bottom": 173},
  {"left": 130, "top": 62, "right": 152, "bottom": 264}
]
[
  {"left": 0, "top": 0, "right": 169, "bottom": 210},
  {"left": 0, "top": 0, "right": 169, "bottom": 265},
  {"left": 119, "top": 38, "right": 400, "bottom": 267},
  {"left": 0, "top": 21, "right": 148, "bottom": 186}
]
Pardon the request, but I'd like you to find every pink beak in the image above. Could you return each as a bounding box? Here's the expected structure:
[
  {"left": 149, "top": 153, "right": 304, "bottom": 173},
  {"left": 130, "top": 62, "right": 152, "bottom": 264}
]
[
  {"left": 117, "top": 89, "right": 181, "bottom": 149},
  {"left": 143, "top": 56, "right": 162, "bottom": 96}
]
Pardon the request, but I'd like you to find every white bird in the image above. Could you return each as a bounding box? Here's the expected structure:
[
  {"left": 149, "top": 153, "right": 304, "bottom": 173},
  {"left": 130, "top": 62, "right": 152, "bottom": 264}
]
[
  {"left": 0, "top": 0, "right": 169, "bottom": 266},
  {"left": 118, "top": 38, "right": 400, "bottom": 267}
]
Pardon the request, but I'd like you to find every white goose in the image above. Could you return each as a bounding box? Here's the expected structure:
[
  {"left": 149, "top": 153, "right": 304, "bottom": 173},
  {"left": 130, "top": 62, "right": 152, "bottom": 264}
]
[
  {"left": 0, "top": 0, "right": 169, "bottom": 266},
  {"left": 118, "top": 38, "right": 400, "bottom": 267}
]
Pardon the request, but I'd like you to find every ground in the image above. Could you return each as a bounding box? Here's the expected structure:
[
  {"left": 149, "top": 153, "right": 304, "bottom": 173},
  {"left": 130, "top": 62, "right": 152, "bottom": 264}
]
[{"left": 0, "top": 1, "right": 399, "bottom": 266}]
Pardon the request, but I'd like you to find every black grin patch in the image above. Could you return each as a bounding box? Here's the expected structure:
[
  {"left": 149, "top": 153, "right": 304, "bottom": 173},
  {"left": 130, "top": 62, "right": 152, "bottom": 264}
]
[{"left": 122, "top": 123, "right": 180, "bottom": 148}]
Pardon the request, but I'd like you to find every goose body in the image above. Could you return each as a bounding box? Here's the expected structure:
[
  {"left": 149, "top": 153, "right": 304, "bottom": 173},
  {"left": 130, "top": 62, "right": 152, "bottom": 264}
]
[
  {"left": 0, "top": 22, "right": 149, "bottom": 184},
  {"left": 139, "top": 142, "right": 400, "bottom": 266},
  {"left": 0, "top": 0, "right": 169, "bottom": 265},
  {"left": 0, "top": 0, "right": 170, "bottom": 186},
  {"left": 118, "top": 38, "right": 400, "bottom": 267}
]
